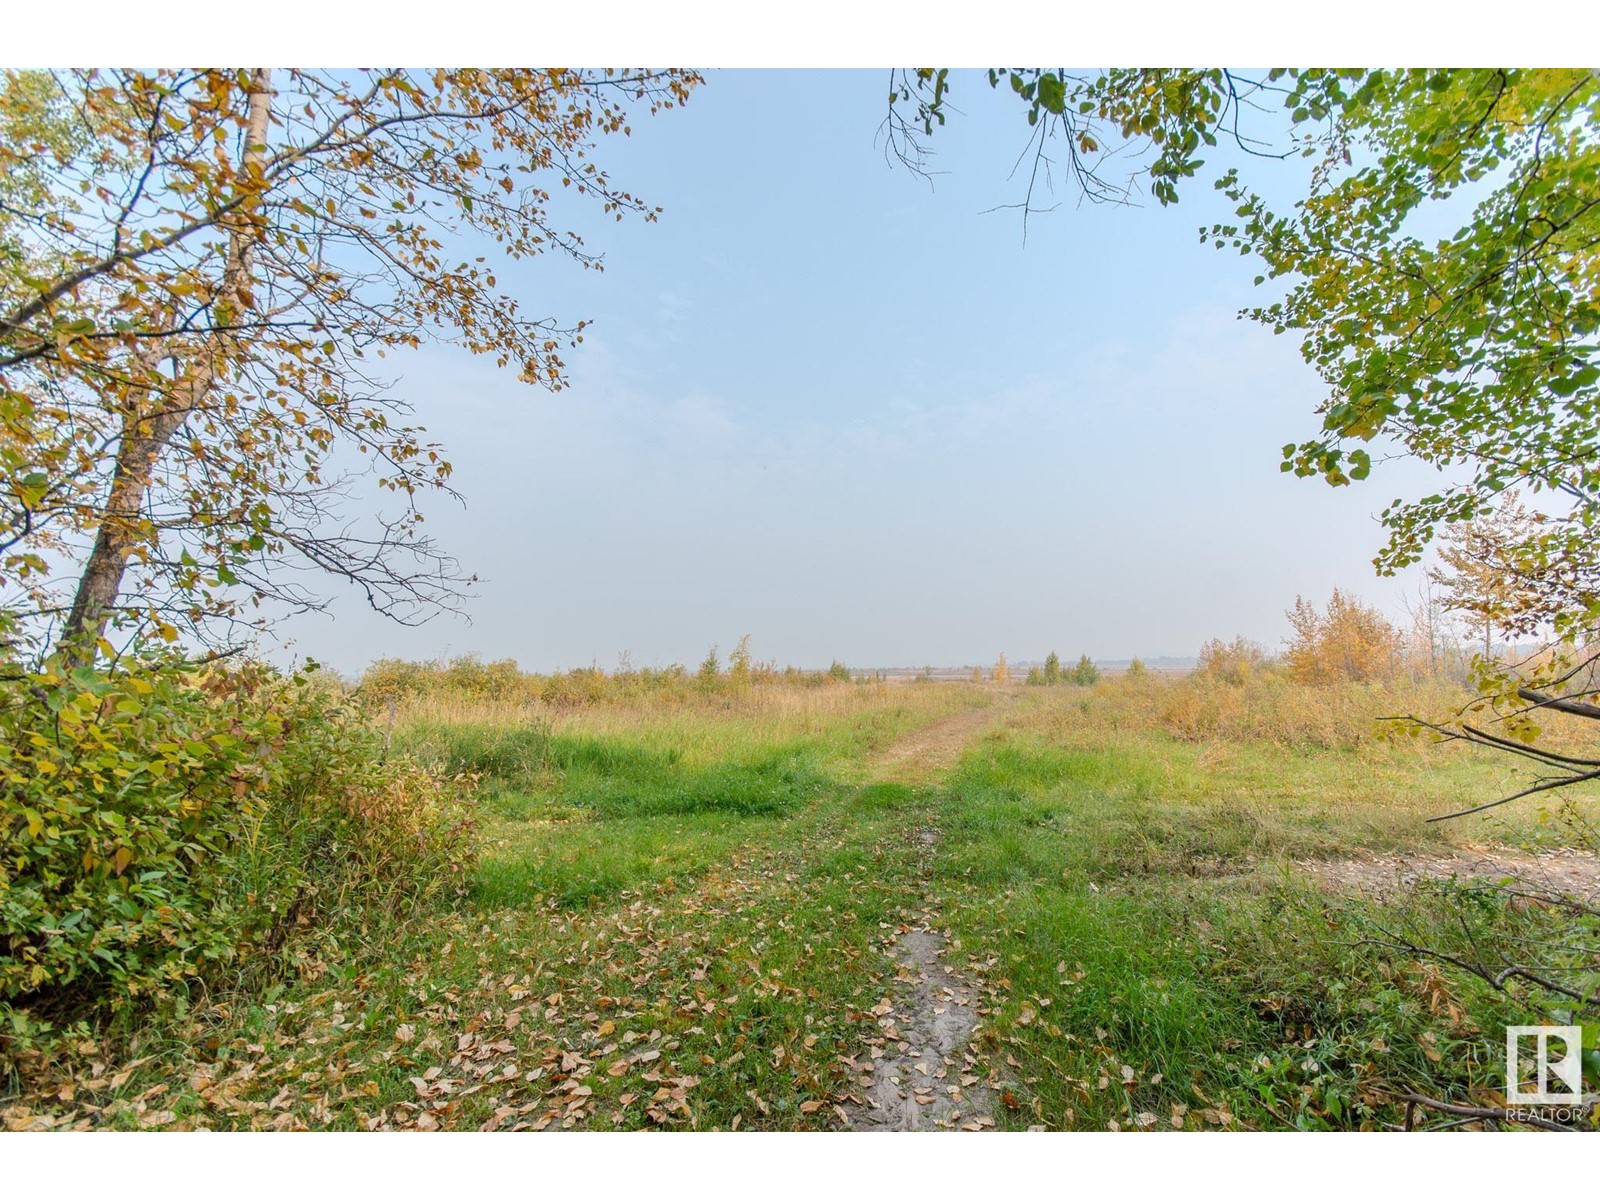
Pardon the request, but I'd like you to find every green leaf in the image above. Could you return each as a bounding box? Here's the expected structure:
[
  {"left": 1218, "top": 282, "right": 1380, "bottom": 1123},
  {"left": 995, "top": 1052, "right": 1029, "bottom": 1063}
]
[{"left": 1037, "top": 74, "right": 1065, "bottom": 116}]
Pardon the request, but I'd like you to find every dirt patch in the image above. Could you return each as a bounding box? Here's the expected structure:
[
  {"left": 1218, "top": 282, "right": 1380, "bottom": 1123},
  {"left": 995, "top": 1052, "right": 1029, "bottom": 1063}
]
[
  {"left": 1301, "top": 846, "right": 1600, "bottom": 904},
  {"left": 870, "top": 705, "right": 1005, "bottom": 784},
  {"left": 846, "top": 924, "right": 995, "bottom": 1131}
]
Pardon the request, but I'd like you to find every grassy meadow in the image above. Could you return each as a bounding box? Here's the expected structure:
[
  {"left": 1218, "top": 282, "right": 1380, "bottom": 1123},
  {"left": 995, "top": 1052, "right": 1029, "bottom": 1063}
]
[{"left": 5, "top": 666, "right": 1596, "bottom": 1131}]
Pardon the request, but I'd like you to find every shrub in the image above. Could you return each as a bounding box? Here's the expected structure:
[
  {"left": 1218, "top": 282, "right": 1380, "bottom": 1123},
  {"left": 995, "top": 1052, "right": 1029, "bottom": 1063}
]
[
  {"left": 1043, "top": 652, "right": 1062, "bottom": 684},
  {"left": 362, "top": 655, "right": 525, "bottom": 703},
  {"left": 360, "top": 657, "right": 434, "bottom": 702},
  {"left": 1, "top": 657, "right": 277, "bottom": 1010},
  {"left": 541, "top": 666, "right": 613, "bottom": 708},
  {"left": 1197, "top": 636, "right": 1268, "bottom": 686},
  {"left": 1126, "top": 657, "right": 1148, "bottom": 679},
  {"left": 1072, "top": 655, "right": 1100, "bottom": 686},
  {"left": 358, "top": 651, "right": 869, "bottom": 710},
  {"left": 0, "top": 652, "right": 474, "bottom": 1035},
  {"left": 1108, "top": 668, "right": 1467, "bottom": 750}
]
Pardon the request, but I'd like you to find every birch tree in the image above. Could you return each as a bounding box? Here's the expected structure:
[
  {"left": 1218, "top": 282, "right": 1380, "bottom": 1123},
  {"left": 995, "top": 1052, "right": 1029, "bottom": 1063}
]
[
  {"left": 1427, "top": 493, "right": 1542, "bottom": 660},
  {"left": 0, "top": 68, "right": 699, "bottom": 662}
]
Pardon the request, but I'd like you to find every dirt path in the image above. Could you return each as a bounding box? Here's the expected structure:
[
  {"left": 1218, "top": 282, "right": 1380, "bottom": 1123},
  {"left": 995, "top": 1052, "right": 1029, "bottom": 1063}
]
[
  {"left": 847, "top": 923, "right": 994, "bottom": 1131},
  {"left": 870, "top": 700, "right": 1009, "bottom": 785},
  {"left": 848, "top": 700, "right": 1012, "bottom": 1131}
]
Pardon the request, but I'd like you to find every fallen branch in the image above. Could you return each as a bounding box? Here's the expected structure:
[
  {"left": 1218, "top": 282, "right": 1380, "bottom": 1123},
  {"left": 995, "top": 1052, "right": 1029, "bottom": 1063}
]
[
  {"left": 1361, "top": 933, "right": 1600, "bottom": 1007},
  {"left": 1395, "top": 1091, "right": 1579, "bottom": 1133}
]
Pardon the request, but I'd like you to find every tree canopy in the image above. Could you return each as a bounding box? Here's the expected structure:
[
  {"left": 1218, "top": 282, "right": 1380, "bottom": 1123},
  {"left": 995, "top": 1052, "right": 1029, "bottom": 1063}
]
[
  {"left": 0, "top": 68, "right": 699, "bottom": 660},
  {"left": 891, "top": 69, "right": 1600, "bottom": 634}
]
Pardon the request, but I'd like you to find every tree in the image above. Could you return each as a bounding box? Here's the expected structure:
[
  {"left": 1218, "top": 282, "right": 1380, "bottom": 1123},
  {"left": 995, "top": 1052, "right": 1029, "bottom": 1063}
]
[
  {"left": 0, "top": 68, "right": 699, "bottom": 661},
  {"left": 1428, "top": 494, "right": 1543, "bottom": 660},
  {"left": 728, "top": 634, "right": 754, "bottom": 689},
  {"left": 1042, "top": 650, "right": 1061, "bottom": 684},
  {"left": 992, "top": 652, "right": 1009, "bottom": 685},
  {"left": 1284, "top": 590, "right": 1402, "bottom": 684},
  {"left": 1398, "top": 577, "right": 1467, "bottom": 682},
  {"left": 1071, "top": 654, "right": 1099, "bottom": 686}
]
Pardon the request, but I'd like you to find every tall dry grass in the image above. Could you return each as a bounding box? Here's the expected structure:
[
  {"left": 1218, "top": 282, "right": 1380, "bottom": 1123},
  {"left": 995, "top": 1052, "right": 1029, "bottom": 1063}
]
[
  {"left": 358, "top": 652, "right": 870, "bottom": 710},
  {"left": 390, "top": 677, "right": 987, "bottom": 775},
  {"left": 1065, "top": 670, "right": 1470, "bottom": 751}
]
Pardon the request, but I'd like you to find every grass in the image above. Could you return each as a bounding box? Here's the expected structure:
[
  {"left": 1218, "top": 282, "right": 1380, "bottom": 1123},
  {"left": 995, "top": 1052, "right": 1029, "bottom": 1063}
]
[
  {"left": 926, "top": 685, "right": 1594, "bottom": 1129},
  {"left": 399, "top": 684, "right": 979, "bottom": 910},
  {"left": 6, "top": 674, "right": 1596, "bottom": 1131}
]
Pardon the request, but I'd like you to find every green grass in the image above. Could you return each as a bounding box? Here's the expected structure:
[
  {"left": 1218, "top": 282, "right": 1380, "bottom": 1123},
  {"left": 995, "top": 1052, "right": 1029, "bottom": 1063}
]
[
  {"left": 475, "top": 812, "right": 767, "bottom": 908},
  {"left": 9, "top": 679, "right": 1596, "bottom": 1131},
  {"left": 403, "top": 706, "right": 897, "bottom": 908},
  {"left": 4, "top": 685, "right": 972, "bottom": 1130},
  {"left": 926, "top": 703, "right": 1596, "bottom": 1129}
]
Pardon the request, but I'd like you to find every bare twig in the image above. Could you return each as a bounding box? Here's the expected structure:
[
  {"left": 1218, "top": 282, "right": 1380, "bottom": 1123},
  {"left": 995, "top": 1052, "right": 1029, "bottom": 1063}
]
[{"left": 1392, "top": 1091, "right": 1579, "bottom": 1132}]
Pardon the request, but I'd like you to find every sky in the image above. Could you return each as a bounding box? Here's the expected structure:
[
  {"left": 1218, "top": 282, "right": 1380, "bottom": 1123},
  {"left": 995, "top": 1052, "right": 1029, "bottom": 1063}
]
[{"left": 270, "top": 69, "right": 1451, "bottom": 675}]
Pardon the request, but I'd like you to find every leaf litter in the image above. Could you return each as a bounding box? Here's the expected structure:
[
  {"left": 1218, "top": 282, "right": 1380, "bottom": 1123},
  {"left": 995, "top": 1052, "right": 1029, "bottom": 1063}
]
[{"left": 4, "top": 703, "right": 1011, "bottom": 1133}]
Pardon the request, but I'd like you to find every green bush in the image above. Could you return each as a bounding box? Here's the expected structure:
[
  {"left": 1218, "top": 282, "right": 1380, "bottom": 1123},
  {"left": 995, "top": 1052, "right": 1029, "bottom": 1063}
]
[{"left": 0, "top": 653, "right": 474, "bottom": 1033}]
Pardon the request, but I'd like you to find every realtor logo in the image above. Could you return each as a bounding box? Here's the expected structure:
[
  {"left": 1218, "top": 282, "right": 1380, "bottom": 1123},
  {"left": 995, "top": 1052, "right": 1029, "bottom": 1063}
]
[{"left": 1506, "top": 1025, "right": 1584, "bottom": 1106}]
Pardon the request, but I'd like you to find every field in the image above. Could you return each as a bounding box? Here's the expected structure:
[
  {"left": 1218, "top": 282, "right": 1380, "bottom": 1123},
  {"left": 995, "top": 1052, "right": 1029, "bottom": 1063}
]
[{"left": 5, "top": 671, "right": 1597, "bottom": 1131}]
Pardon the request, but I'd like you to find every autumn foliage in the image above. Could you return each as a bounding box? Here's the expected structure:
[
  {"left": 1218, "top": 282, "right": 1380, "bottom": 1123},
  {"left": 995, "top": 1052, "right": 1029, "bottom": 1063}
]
[
  {"left": 1196, "top": 636, "right": 1268, "bottom": 685},
  {"left": 0, "top": 654, "right": 473, "bottom": 1033},
  {"left": 1284, "top": 590, "right": 1404, "bottom": 684},
  {"left": 0, "top": 68, "right": 699, "bottom": 656}
]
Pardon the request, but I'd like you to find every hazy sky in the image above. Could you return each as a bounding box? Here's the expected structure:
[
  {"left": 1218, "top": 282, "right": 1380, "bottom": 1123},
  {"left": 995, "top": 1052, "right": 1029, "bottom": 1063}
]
[{"left": 272, "top": 69, "right": 1450, "bottom": 675}]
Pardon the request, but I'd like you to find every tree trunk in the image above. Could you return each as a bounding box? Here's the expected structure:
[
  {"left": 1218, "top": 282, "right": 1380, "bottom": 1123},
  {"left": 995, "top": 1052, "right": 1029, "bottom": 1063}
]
[
  {"left": 58, "top": 70, "right": 274, "bottom": 665},
  {"left": 60, "top": 403, "right": 190, "bottom": 660}
]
